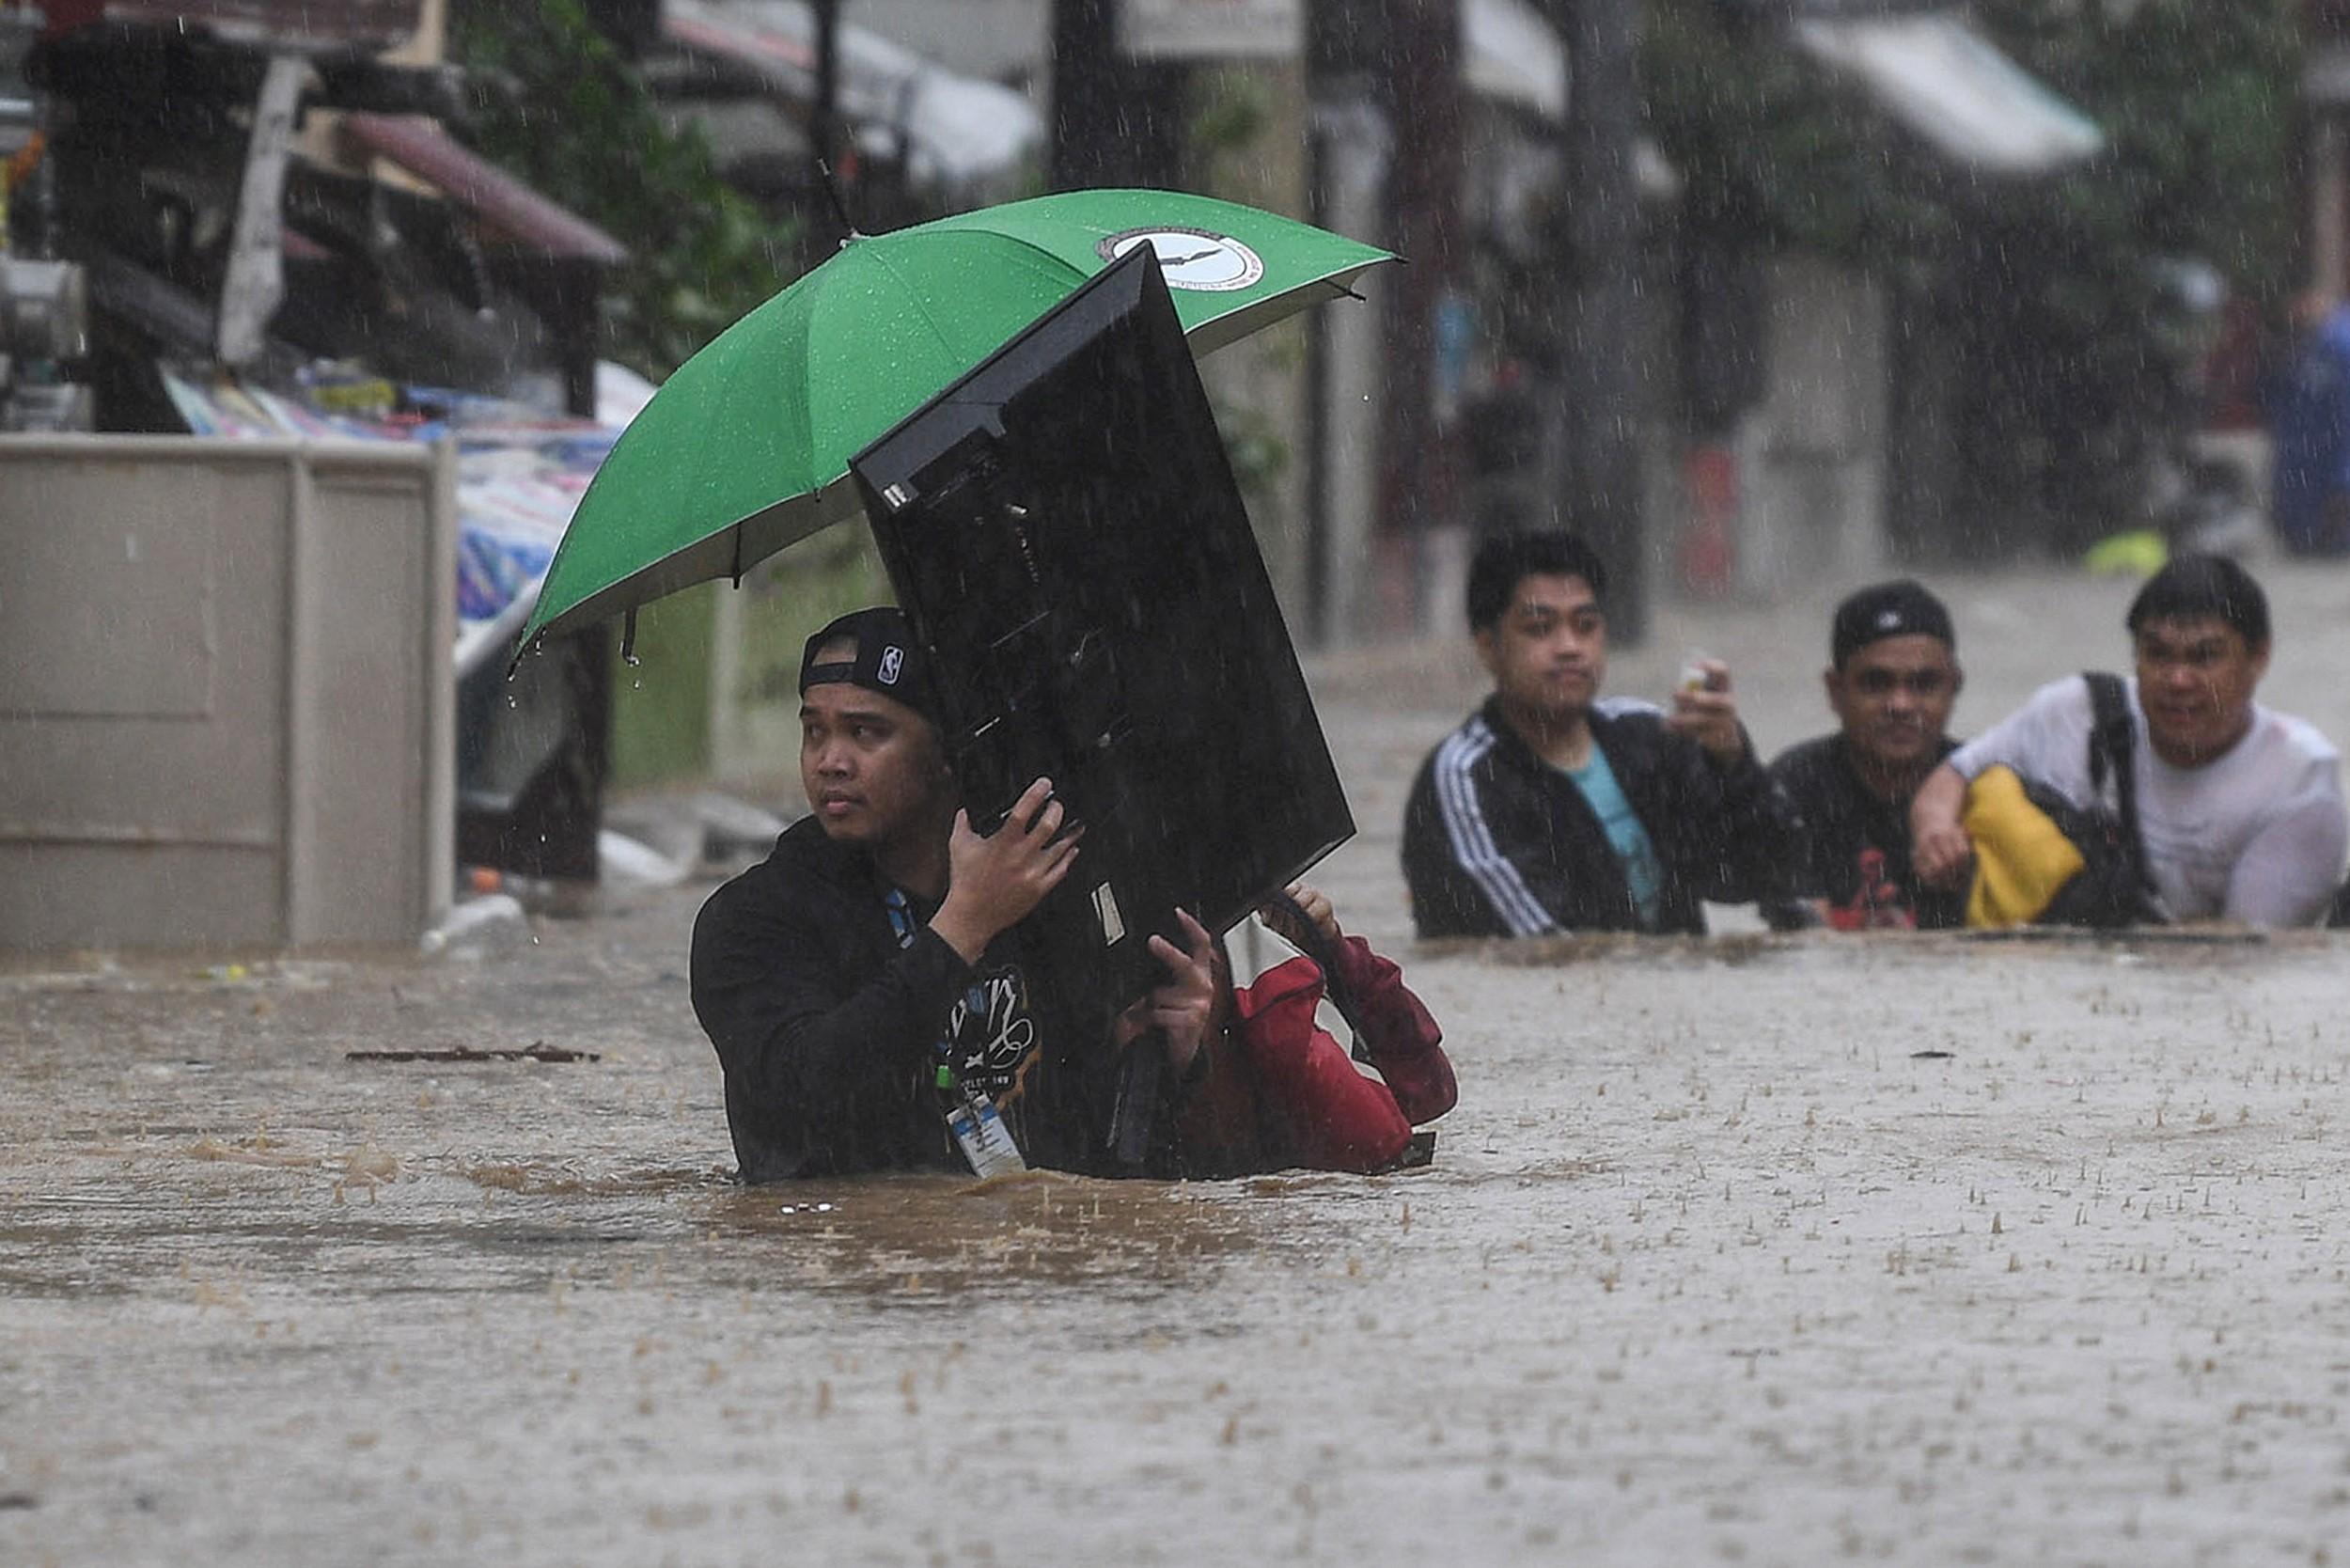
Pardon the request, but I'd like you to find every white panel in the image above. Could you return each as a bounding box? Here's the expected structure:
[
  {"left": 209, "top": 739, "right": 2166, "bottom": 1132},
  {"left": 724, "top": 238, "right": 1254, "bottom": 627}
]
[
  {"left": 1121, "top": 0, "right": 1300, "bottom": 59},
  {"left": 0, "top": 438, "right": 447, "bottom": 953},
  {"left": 0, "top": 464, "right": 217, "bottom": 718}
]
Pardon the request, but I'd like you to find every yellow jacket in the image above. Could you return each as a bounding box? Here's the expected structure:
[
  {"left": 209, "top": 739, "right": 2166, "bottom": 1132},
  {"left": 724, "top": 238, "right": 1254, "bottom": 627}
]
[{"left": 1962, "top": 765, "right": 2085, "bottom": 929}]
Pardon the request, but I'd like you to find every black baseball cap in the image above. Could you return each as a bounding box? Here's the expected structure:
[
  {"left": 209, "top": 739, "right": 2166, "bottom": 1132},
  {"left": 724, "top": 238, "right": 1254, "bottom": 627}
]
[
  {"left": 798, "top": 606, "right": 938, "bottom": 723},
  {"left": 1831, "top": 580, "right": 1955, "bottom": 668}
]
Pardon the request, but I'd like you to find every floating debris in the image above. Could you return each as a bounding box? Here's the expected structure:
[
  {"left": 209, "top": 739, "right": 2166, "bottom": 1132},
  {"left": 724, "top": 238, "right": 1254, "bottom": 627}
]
[{"left": 344, "top": 1043, "right": 601, "bottom": 1064}]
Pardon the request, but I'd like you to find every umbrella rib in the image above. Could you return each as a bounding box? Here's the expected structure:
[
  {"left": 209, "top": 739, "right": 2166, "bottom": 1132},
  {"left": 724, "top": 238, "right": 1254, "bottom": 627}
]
[
  {"left": 865, "top": 241, "right": 970, "bottom": 363},
  {"left": 900, "top": 213, "right": 1105, "bottom": 278}
]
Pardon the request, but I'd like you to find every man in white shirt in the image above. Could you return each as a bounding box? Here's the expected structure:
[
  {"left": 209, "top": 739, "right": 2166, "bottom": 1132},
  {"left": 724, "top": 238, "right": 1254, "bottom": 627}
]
[{"left": 1910, "top": 555, "right": 2347, "bottom": 927}]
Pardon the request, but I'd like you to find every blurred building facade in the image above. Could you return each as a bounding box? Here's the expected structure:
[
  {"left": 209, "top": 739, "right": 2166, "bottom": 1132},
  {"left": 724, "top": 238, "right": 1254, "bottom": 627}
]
[
  {"left": 2306, "top": 0, "right": 2350, "bottom": 304},
  {"left": 0, "top": 1, "right": 2160, "bottom": 886},
  {"left": 2, "top": 0, "right": 628, "bottom": 925}
]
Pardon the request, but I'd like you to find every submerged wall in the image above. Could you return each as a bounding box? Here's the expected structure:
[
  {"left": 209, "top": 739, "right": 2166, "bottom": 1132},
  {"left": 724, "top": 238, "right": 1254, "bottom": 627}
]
[{"left": 0, "top": 437, "right": 454, "bottom": 951}]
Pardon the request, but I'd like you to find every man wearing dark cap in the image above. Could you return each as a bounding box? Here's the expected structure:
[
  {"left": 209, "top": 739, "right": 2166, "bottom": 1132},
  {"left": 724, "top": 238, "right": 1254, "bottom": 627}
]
[
  {"left": 689, "top": 607, "right": 1217, "bottom": 1182},
  {"left": 1762, "top": 581, "right": 1967, "bottom": 931}
]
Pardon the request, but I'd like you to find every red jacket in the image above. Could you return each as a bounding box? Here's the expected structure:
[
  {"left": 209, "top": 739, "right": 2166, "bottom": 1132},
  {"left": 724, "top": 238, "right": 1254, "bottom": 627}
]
[{"left": 1179, "top": 935, "right": 1454, "bottom": 1176}]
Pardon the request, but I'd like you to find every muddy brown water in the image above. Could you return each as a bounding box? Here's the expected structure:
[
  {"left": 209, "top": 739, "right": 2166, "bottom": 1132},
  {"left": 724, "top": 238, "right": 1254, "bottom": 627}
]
[
  {"left": 9, "top": 890, "right": 2350, "bottom": 1567},
  {"left": 17, "top": 562, "right": 2350, "bottom": 1564}
]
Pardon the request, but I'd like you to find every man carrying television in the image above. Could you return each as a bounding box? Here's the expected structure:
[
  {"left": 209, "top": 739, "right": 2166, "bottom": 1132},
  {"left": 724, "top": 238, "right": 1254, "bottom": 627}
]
[
  {"left": 690, "top": 607, "right": 1219, "bottom": 1183},
  {"left": 1402, "top": 530, "right": 1790, "bottom": 936}
]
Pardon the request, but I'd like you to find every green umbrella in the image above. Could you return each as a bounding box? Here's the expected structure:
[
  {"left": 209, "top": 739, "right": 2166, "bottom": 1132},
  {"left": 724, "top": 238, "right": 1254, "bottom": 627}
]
[{"left": 519, "top": 189, "right": 1395, "bottom": 651}]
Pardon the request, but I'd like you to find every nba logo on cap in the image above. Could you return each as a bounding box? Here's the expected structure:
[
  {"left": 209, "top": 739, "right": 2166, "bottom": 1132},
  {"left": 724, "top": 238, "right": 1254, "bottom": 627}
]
[{"left": 878, "top": 646, "right": 903, "bottom": 684}]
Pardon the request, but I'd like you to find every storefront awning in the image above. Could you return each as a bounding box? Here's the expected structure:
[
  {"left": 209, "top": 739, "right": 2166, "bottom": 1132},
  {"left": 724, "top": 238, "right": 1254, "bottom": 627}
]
[
  {"left": 1793, "top": 11, "right": 2103, "bottom": 177},
  {"left": 662, "top": 0, "right": 1042, "bottom": 191},
  {"left": 342, "top": 113, "right": 629, "bottom": 265},
  {"left": 38, "top": 0, "right": 422, "bottom": 52},
  {"left": 1464, "top": 0, "right": 1565, "bottom": 122},
  {"left": 1120, "top": 0, "right": 1569, "bottom": 124}
]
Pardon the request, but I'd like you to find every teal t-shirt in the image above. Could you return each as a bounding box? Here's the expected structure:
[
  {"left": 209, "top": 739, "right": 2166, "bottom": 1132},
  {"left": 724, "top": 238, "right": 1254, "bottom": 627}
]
[{"left": 1562, "top": 746, "right": 1664, "bottom": 930}]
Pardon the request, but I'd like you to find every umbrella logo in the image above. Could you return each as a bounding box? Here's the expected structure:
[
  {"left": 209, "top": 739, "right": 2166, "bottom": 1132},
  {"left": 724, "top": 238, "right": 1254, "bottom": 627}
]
[{"left": 1096, "top": 227, "right": 1266, "bottom": 293}]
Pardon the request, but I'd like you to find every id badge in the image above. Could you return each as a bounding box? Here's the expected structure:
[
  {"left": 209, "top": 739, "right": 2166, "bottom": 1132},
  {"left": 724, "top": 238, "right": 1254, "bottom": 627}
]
[{"left": 947, "top": 1091, "right": 1027, "bottom": 1179}]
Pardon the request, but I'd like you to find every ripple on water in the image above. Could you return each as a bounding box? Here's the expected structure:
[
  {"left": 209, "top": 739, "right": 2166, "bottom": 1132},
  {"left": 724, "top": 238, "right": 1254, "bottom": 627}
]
[{"left": 694, "top": 1169, "right": 1269, "bottom": 1300}]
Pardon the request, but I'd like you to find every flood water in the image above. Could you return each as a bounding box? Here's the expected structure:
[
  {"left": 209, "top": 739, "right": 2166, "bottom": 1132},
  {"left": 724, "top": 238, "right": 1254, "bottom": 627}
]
[{"left": 10, "top": 566, "right": 2350, "bottom": 1565}]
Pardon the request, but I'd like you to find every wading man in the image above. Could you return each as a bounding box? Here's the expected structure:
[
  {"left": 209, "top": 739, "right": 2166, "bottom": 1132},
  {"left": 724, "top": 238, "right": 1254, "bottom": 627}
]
[
  {"left": 1763, "top": 581, "right": 1966, "bottom": 931},
  {"left": 1910, "top": 556, "right": 2347, "bottom": 927},
  {"left": 1402, "top": 530, "right": 1789, "bottom": 937},
  {"left": 690, "top": 608, "right": 1217, "bottom": 1182}
]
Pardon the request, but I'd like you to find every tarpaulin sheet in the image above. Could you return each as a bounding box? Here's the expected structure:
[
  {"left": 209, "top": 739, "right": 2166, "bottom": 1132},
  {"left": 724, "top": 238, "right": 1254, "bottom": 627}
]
[{"left": 162, "top": 367, "right": 619, "bottom": 658}]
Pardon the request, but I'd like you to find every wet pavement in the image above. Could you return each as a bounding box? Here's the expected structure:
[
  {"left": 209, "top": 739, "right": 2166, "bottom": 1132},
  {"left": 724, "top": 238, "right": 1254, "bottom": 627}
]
[{"left": 9, "top": 560, "right": 2350, "bottom": 1566}]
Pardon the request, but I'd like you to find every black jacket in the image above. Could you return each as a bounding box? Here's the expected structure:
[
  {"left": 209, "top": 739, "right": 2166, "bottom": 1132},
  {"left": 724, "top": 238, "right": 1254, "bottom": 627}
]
[
  {"left": 690, "top": 817, "right": 1115, "bottom": 1183},
  {"left": 1402, "top": 697, "right": 1791, "bottom": 937},
  {"left": 1762, "top": 733, "right": 1966, "bottom": 931}
]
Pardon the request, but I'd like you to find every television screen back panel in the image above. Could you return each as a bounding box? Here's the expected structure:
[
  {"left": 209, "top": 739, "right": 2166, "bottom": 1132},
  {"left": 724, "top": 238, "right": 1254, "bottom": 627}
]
[{"left": 853, "top": 244, "right": 1354, "bottom": 1013}]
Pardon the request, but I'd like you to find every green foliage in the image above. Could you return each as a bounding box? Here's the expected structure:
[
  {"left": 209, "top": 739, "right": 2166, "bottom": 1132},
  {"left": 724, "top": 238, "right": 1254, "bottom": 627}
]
[
  {"left": 447, "top": 0, "right": 800, "bottom": 379},
  {"left": 1641, "top": 0, "right": 2303, "bottom": 542},
  {"left": 1190, "top": 69, "right": 1272, "bottom": 174},
  {"left": 1643, "top": 0, "right": 2298, "bottom": 295},
  {"left": 1975, "top": 0, "right": 2300, "bottom": 307},
  {"left": 1641, "top": 0, "right": 1954, "bottom": 276},
  {"left": 1214, "top": 400, "right": 1291, "bottom": 498}
]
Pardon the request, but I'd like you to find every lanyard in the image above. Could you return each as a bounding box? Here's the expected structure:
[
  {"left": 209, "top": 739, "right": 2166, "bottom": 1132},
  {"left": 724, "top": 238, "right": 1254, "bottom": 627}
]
[
  {"left": 883, "top": 887, "right": 1030, "bottom": 1178},
  {"left": 883, "top": 886, "right": 988, "bottom": 1094},
  {"left": 882, "top": 885, "right": 920, "bottom": 949}
]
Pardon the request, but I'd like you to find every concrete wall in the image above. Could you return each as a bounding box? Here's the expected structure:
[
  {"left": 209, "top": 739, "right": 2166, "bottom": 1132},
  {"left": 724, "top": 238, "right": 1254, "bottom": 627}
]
[
  {"left": 0, "top": 437, "right": 454, "bottom": 952},
  {"left": 1734, "top": 255, "right": 1889, "bottom": 600}
]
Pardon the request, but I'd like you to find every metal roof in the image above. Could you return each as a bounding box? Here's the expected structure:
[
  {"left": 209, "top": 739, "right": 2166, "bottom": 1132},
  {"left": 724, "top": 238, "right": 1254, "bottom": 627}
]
[
  {"left": 662, "top": 0, "right": 1042, "bottom": 191},
  {"left": 342, "top": 114, "right": 629, "bottom": 267},
  {"left": 1793, "top": 11, "right": 2104, "bottom": 176}
]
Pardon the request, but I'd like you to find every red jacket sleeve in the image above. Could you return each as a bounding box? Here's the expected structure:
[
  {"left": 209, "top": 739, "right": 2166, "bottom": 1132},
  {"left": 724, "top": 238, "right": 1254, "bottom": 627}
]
[
  {"left": 1326, "top": 936, "right": 1455, "bottom": 1124},
  {"left": 1234, "top": 957, "right": 1412, "bottom": 1173}
]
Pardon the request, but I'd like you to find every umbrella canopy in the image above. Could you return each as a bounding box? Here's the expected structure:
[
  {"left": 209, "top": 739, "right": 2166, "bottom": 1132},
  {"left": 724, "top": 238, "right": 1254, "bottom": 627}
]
[{"left": 518, "top": 189, "right": 1395, "bottom": 650}]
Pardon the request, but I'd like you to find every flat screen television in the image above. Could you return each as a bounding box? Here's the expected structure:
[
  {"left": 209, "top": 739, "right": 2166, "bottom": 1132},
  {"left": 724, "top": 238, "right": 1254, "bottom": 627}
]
[{"left": 851, "top": 243, "right": 1355, "bottom": 1022}]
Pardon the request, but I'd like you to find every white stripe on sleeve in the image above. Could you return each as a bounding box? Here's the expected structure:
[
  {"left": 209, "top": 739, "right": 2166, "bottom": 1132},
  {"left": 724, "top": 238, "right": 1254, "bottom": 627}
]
[{"left": 1434, "top": 719, "right": 1561, "bottom": 936}]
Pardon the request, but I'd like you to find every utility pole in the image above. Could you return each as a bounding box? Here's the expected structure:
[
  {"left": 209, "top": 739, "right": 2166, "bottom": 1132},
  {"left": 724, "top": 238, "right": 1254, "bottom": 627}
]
[
  {"left": 1554, "top": 0, "right": 1647, "bottom": 643},
  {"left": 1304, "top": 0, "right": 1390, "bottom": 644},
  {"left": 1380, "top": 0, "right": 1464, "bottom": 622},
  {"left": 1543, "top": 0, "right": 1939, "bottom": 634},
  {"left": 811, "top": 0, "right": 842, "bottom": 182},
  {"left": 1049, "top": 0, "right": 1120, "bottom": 190},
  {"left": 1048, "top": 0, "right": 1183, "bottom": 191},
  {"left": 1307, "top": 0, "right": 1460, "bottom": 633}
]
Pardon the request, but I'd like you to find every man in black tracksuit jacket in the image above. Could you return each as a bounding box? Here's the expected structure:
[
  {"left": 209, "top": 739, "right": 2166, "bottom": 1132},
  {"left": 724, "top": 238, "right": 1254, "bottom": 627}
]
[
  {"left": 1402, "top": 531, "right": 1790, "bottom": 938},
  {"left": 691, "top": 608, "right": 1217, "bottom": 1183}
]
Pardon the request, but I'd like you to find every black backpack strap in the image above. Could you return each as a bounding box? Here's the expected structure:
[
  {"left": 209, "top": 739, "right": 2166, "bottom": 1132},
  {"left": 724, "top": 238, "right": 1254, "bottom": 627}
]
[{"left": 2082, "top": 671, "right": 2152, "bottom": 892}]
